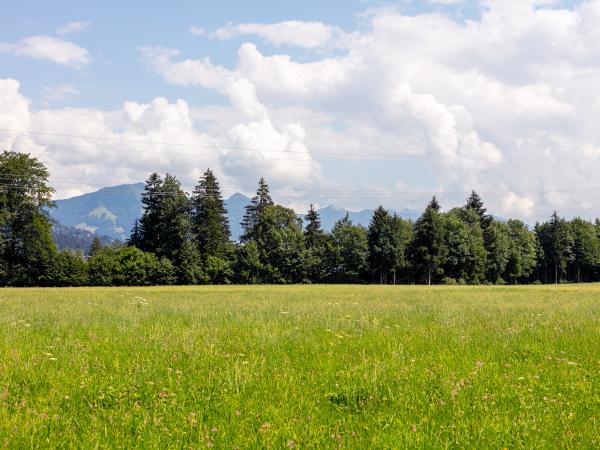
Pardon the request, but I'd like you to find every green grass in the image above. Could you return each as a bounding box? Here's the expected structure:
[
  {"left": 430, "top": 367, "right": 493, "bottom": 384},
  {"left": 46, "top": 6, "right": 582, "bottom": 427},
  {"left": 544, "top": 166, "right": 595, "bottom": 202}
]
[{"left": 1, "top": 285, "right": 600, "bottom": 448}]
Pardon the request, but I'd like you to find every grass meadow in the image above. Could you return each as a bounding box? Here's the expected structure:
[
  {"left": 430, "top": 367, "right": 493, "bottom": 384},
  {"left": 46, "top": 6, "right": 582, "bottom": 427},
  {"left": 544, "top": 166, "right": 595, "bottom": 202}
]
[{"left": 1, "top": 285, "right": 600, "bottom": 448}]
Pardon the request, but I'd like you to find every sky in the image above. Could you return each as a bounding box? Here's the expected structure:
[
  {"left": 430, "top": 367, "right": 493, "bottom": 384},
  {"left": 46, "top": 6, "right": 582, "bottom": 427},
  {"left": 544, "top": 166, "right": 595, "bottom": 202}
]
[{"left": 0, "top": 0, "right": 598, "bottom": 221}]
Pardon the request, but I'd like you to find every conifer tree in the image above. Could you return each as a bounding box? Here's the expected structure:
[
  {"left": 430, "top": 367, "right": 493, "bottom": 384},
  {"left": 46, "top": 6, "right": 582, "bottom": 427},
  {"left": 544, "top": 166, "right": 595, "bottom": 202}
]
[
  {"left": 155, "top": 174, "right": 193, "bottom": 262},
  {"left": 303, "top": 204, "right": 325, "bottom": 282},
  {"left": 137, "top": 173, "right": 164, "bottom": 254},
  {"left": 192, "top": 169, "right": 230, "bottom": 259},
  {"left": 241, "top": 177, "right": 274, "bottom": 240},
  {"left": 463, "top": 191, "right": 492, "bottom": 230},
  {"left": 411, "top": 196, "right": 447, "bottom": 285},
  {"left": 89, "top": 237, "right": 103, "bottom": 257},
  {"left": 368, "top": 206, "right": 396, "bottom": 284},
  {"left": 304, "top": 204, "right": 324, "bottom": 248},
  {"left": 128, "top": 219, "right": 143, "bottom": 248}
]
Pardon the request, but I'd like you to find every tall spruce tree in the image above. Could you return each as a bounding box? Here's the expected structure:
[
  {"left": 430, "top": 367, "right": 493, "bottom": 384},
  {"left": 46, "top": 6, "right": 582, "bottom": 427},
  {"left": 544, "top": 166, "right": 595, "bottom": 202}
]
[
  {"left": 302, "top": 204, "right": 325, "bottom": 282},
  {"left": 155, "top": 174, "right": 193, "bottom": 262},
  {"left": 368, "top": 206, "right": 397, "bottom": 284},
  {"left": 0, "top": 151, "right": 56, "bottom": 286},
  {"left": 241, "top": 178, "right": 273, "bottom": 240},
  {"left": 305, "top": 204, "right": 324, "bottom": 248},
  {"left": 463, "top": 191, "right": 492, "bottom": 230},
  {"left": 412, "top": 196, "right": 447, "bottom": 285},
  {"left": 191, "top": 169, "right": 230, "bottom": 259},
  {"left": 137, "top": 173, "right": 164, "bottom": 254}
]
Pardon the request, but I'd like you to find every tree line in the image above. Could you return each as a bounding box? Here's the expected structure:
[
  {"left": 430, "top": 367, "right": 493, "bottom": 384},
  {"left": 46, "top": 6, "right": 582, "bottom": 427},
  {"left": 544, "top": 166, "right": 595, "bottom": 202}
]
[{"left": 2, "top": 150, "right": 600, "bottom": 287}]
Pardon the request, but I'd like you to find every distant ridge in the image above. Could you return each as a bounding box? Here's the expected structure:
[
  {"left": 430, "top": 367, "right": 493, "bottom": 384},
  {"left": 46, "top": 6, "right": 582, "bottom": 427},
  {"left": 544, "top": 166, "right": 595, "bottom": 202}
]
[
  {"left": 52, "top": 183, "right": 144, "bottom": 240},
  {"left": 51, "top": 184, "right": 420, "bottom": 242}
]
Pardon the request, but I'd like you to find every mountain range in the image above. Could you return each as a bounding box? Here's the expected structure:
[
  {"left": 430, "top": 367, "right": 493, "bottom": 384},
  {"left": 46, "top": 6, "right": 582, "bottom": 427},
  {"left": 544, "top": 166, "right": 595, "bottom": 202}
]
[{"left": 50, "top": 183, "right": 420, "bottom": 242}]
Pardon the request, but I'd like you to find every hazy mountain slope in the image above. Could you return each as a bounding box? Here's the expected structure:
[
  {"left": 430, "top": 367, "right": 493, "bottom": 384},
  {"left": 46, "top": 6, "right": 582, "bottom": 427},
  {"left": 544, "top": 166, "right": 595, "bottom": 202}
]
[
  {"left": 51, "top": 222, "right": 116, "bottom": 255},
  {"left": 51, "top": 183, "right": 144, "bottom": 240},
  {"left": 51, "top": 184, "right": 420, "bottom": 242}
]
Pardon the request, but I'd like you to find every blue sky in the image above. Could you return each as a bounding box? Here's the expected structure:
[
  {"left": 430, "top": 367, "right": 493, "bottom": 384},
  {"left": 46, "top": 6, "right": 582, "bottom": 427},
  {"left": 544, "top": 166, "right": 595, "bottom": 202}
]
[
  {"left": 0, "top": 0, "right": 511, "bottom": 109},
  {"left": 0, "top": 0, "right": 598, "bottom": 221}
]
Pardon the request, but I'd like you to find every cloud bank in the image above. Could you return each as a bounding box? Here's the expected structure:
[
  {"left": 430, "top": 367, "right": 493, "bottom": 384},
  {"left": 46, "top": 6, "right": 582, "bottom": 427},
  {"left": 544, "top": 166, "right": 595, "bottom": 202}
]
[{"left": 4, "top": 1, "right": 600, "bottom": 221}]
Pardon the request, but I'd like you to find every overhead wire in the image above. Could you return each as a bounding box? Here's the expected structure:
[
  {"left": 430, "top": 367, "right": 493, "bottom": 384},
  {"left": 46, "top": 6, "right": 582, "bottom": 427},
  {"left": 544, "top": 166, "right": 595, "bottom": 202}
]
[{"left": 1, "top": 127, "right": 599, "bottom": 161}]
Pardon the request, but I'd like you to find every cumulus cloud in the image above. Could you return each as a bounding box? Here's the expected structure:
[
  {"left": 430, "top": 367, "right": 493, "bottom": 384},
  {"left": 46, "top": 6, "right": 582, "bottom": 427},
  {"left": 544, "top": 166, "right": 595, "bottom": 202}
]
[
  {"left": 0, "top": 78, "right": 321, "bottom": 200},
  {"left": 0, "top": 36, "right": 91, "bottom": 68},
  {"left": 137, "top": 1, "right": 600, "bottom": 220},
  {"left": 210, "top": 20, "right": 348, "bottom": 49},
  {"left": 6, "top": 1, "right": 600, "bottom": 220},
  {"left": 42, "top": 84, "right": 79, "bottom": 103}
]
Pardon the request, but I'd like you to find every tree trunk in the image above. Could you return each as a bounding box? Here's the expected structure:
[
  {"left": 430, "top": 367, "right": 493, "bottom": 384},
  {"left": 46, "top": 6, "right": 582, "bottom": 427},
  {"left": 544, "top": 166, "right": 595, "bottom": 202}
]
[
  {"left": 393, "top": 270, "right": 396, "bottom": 285},
  {"left": 428, "top": 268, "right": 432, "bottom": 286},
  {"left": 555, "top": 261, "right": 558, "bottom": 285}
]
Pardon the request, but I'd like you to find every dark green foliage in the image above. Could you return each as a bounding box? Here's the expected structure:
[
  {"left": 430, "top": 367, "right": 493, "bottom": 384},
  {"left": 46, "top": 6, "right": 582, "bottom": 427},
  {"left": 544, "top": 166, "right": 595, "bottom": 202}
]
[
  {"left": 87, "top": 246, "right": 176, "bottom": 286},
  {"left": 325, "top": 214, "right": 369, "bottom": 283},
  {"left": 484, "top": 221, "right": 511, "bottom": 284},
  {"left": 411, "top": 197, "right": 447, "bottom": 285},
  {"left": 89, "top": 237, "right": 103, "bottom": 257},
  {"left": 303, "top": 204, "right": 326, "bottom": 283},
  {"left": 368, "top": 207, "right": 396, "bottom": 283},
  {"left": 241, "top": 178, "right": 273, "bottom": 240},
  {"left": 192, "top": 169, "right": 230, "bottom": 259},
  {"left": 368, "top": 207, "right": 412, "bottom": 284},
  {"left": 568, "top": 218, "right": 600, "bottom": 283},
  {"left": 463, "top": 190, "right": 492, "bottom": 230},
  {"left": 136, "top": 173, "right": 163, "bottom": 253},
  {"left": 443, "top": 209, "right": 486, "bottom": 284},
  {"left": 244, "top": 204, "right": 305, "bottom": 283},
  {"left": 5, "top": 156, "right": 600, "bottom": 286},
  {"left": 0, "top": 151, "right": 56, "bottom": 286},
  {"left": 233, "top": 241, "right": 263, "bottom": 284},
  {"left": 505, "top": 219, "right": 538, "bottom": 284},
  {"left": 536, "top": 212, "right": 575, "bottom": 283},
  {"left": 176, "top": 240, "right": 204, "bottom": 285},
  {"left": 46, "top": 250, "right": 88, "bottom": 287}
]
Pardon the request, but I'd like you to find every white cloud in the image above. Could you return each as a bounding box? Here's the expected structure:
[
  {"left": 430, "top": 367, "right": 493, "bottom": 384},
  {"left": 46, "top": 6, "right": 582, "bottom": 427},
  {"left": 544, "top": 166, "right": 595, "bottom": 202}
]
[
  {"left": 56, "top": 21, "right": 90, "bottom": 36},
  {"left": 0, "top": 36, "right": 91, "bottom": 68},
  {"left": 0, "top": 78, "right": 321, "bottom": 200},
  {"left": 43, "top": 84, "right": 79, "bottom": 103},
  {"left": 6, "top": 1, "right": 600, "bottom": 220},
  {"left": 138, "top": 1, "right": 600, "bottom": 220},
  {"left": 210, "top": 21, "right": 348, "bottom": 49}
]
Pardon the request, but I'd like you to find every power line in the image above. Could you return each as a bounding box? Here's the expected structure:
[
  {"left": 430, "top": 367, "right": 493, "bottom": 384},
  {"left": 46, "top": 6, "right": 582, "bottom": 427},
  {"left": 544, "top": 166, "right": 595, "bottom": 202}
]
[
  {"left": 1, "top": 179, "right": 600, "bottom": 200},
  {"left": 2, "top": 127, "right": 598, "bottom": 161}
]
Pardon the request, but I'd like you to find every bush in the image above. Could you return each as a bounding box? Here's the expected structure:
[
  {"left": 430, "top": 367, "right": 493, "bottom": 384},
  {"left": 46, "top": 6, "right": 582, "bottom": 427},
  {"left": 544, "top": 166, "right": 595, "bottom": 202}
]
[
  {"left": 46, "top": 250, "right": 88, "bottom": 287},
  {"left": 442, "top": 277, "right": 457, "bottom": 285}
]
